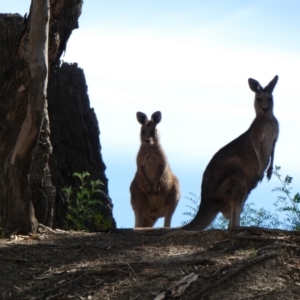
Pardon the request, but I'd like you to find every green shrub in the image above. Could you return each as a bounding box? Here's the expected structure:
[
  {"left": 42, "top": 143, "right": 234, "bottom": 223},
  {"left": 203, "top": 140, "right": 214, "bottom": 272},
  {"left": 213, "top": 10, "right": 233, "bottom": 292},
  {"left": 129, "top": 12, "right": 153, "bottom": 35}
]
[
  {"left": 272, "top": 166, "right": 300, "bottom": 230},
  {"left": 182, "top": 192, "right": 283, "bottom": 229},
  {"left": 62, "top": 171, "right": 112, "bottom": 231}
]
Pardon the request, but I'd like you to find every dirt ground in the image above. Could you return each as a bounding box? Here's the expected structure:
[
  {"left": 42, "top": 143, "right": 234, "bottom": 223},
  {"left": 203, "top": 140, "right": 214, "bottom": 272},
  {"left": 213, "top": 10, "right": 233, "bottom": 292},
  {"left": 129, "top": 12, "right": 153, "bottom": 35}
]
[{"left": 0, "top": 225, "right": 300, "bottom": 300}]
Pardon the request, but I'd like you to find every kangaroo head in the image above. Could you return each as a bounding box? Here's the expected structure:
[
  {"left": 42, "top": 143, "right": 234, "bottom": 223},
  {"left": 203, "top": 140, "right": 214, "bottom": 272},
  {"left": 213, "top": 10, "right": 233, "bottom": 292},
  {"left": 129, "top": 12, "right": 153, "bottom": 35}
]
[
  {"left": 248, "top": 75, "right": 278, "bottom": 116},
  {"left": 136, "top": 111, "right": 161, "bottom": 145}
]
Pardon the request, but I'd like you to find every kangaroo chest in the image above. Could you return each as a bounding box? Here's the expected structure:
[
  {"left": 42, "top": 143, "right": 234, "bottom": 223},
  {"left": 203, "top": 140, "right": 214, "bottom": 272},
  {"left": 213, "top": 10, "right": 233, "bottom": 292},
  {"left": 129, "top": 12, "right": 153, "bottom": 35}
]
[
  {"left": 138, "top": 148, "right": 165, "bottom": 183},
  {"left": 254, "top": 117, "right": 279, "bottom": 165}
]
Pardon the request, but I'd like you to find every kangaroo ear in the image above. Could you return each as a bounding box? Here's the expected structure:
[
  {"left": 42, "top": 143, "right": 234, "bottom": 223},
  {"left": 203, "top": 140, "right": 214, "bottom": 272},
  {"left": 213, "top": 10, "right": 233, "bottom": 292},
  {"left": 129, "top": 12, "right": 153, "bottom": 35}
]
[
  {"left": 264, "top": 75, "right": 278, "bottom": 93},
  {"left": 248, "top": 78, "right": 263, "bottom": 93},
  {"left": 151, "top": 111, "right": 162, "bottom": 125},
  {"left": 136, "top": 112, "right": 148, "bottom": 125}
]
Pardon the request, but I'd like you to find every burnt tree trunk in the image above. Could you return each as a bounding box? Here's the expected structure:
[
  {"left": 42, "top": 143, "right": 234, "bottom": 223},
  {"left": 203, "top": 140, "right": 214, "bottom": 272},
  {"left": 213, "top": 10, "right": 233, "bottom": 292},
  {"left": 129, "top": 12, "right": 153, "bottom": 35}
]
[
  {"left": 0, "top": 1, "right": 116, "bottom": 234},
  {"left": 46, "top": 62, "right": 114, "bottom": 230}
]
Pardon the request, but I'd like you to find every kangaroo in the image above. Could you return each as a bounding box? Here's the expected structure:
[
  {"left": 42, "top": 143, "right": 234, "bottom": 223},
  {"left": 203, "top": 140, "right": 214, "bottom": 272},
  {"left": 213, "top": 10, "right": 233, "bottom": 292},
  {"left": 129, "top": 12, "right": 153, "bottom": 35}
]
[
  {"left": 183, "top": 75, "right": 279, "bottom": 230},
  {"left": 130, "top": 111, "right": 180, "bottom": 228}
]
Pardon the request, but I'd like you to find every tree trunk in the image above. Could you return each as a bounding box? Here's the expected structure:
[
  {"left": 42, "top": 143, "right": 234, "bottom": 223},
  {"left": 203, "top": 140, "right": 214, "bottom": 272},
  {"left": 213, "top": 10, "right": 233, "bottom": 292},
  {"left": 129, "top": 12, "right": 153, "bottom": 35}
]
[
  {"left": 0, "top": 1, "right": 116, "bottom": 234},
  {"left": 0, "top": 0, "right": 50, "bottom": 234},
  {"left": 46, "top": 62, "right": 115, "bottom": 230}
]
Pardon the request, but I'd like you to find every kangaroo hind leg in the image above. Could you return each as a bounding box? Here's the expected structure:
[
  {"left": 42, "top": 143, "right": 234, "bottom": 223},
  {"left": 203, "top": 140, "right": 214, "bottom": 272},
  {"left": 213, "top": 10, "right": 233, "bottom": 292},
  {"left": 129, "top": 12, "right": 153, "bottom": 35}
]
[
  {"left": 182, "top": 197, "right": 219, "bottom": 231},
  {"left": 130, "top": 180, "right": 148, "bottom": 228},
  {"left": 163, "top": 181, "right": 180, "bottom": 227},
  {"left": 227, "top": 180, "right": 248, "bottom": 229}
]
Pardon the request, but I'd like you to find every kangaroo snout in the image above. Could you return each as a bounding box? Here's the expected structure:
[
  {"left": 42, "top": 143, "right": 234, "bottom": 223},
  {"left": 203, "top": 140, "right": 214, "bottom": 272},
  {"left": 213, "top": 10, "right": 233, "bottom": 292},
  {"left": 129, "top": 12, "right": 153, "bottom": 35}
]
[
  {"left": 144, "top": 138, "right": 153, "bottom": 145},
  {"left": 263, "top": 107, "right": 269, "bottom": 113},
  {"left": 143, "top": 135, "right": 154, "bottom": 144}
]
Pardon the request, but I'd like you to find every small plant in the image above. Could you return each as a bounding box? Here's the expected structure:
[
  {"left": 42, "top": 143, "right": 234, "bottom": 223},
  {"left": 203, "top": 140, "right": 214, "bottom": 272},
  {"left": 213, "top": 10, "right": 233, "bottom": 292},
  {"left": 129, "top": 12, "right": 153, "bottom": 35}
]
[
  {"left": 62, "top": 171, "right": 109, "bottom": 231},
  {"left": 208, "top": 213, "right": 228, "bottom": 230},
  {"left": 272, "top": 166, "right": 300, "bottom": 230},
  {"left": 182, "top": 193, "right": 283, "bottom": 229},
  {"left": 209, "top": 203, "right": 283, "bottom": 229},
  {"left": 181, "top": 192, "right": 200, "bottom": 225},
  {"left": 94, "top": 212, "right": 113, "bottom": 230},
  {"left": 241, "top": 203, "right": 283, "bottom": 228}
]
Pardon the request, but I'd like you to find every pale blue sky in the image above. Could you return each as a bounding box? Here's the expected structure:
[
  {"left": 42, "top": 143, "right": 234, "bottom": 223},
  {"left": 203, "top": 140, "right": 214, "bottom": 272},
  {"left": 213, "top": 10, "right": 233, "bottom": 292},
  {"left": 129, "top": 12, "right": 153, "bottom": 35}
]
[{"left": 2, "top": 1, "right": 300, "bottom": 228}]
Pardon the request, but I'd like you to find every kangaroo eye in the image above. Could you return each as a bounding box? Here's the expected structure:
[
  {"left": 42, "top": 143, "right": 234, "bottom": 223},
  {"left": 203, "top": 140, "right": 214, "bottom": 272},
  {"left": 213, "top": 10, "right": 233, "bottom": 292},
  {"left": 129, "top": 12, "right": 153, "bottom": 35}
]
[
  {"left": 142, "top": 129, "right": 146, "bottom": 135},
  {"left": 256, "top": 98, "right": 262, "bottom": 102},
  {"left": 151, "top": 130, "right": 155, "bottom": 135}
]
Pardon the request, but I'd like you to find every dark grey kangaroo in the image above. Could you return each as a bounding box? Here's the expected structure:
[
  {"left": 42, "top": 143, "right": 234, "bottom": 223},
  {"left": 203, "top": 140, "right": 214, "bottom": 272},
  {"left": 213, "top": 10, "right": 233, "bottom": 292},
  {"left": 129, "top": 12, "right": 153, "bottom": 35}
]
[
  {"left": 130, "top": 111, "right": 180, "bottom": 228},
  {"left": 184, "top": 75, "right": 279, "bottom": 230}
]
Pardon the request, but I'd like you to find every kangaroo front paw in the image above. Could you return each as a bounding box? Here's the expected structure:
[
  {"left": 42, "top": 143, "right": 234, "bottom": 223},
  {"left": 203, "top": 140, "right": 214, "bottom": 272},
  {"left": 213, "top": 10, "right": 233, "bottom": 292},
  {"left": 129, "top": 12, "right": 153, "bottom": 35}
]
[
  {"left": 152, "top": 182, "right": 160, "bottom": 194},
  {"left": 257, "top": 170, "right": 264, "bottom": 182},
  {"left": 147, "top": 187, "right": 157, "bottom": 196},
  {"left": 156, "top": 184, "right": 161, "bottom": 192},
  {"left": 266, "top": 167, "right": 273, "bottom": 181},
  {"left": 146, "top": 187, "right": 153, "bottom": 194}
]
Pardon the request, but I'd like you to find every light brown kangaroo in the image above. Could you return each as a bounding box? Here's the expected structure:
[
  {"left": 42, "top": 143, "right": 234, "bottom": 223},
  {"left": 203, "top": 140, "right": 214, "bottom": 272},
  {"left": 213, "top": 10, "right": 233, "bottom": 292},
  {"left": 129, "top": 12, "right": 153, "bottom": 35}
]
[
  {"left": 183, "top": 75, "right": 279, "bottom": 230},
  {"left": 130, "top": 111, "right": 180, "bottom": 228}
]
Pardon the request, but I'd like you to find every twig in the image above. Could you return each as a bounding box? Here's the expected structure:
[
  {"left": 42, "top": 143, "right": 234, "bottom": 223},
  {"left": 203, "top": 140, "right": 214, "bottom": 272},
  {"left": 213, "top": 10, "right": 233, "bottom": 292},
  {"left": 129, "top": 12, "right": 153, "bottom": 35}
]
[
  {"left": 85, "top": 268, "right": 129, "bottom": 276},
  {"left": 73, "top": 291, "right": 85, "bottom": 300},
  {"left": 132, "top": 294, "right": 142, "bottom": 300},
  {"left": 238, "top": 288, "right": 276, "bottom": 300},
  {"left": 190, "top": 251, "right": 284, "bottom": 299},
  {"left": 127, "top": 263, "right": 140, "bottom": 283},
  {"left": 160, "top": 229, "right": 227, "bottom": 241},
  {"left": 224, "top": 232, "right": 283, "bottom": 243},
  {"left": 35, "top": 271, "right": 88, "bottom": 298},
  {"left": 38, "top": 223, "right": 67, "bottom": 235}
]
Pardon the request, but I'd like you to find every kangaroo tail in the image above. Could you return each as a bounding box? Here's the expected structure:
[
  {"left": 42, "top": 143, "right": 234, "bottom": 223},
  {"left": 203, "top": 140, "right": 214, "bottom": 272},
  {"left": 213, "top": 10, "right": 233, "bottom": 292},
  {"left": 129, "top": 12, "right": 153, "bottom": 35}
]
[{"left": 182, "top": 198, "right": 219, "bottom": 231}]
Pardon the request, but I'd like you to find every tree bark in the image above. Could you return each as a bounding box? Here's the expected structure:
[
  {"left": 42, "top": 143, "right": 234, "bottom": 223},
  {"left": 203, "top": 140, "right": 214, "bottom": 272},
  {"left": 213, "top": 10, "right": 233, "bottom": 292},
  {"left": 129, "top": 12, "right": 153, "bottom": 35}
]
[
  {"left": 47, "top": 62, "right": 115, "bottom": 230},
  {"left": 0, "top": 1, "right": 116, "bottom": 233},
  {"left": 0, "top": 0, "right": 50, "bottom": 234}
]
